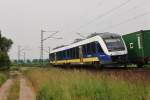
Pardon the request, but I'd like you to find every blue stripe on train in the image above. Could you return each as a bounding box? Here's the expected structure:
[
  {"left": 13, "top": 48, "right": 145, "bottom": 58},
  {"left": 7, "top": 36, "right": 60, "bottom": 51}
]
[{"left": 98, "top": 53, "right": 112, "bottom": 62}]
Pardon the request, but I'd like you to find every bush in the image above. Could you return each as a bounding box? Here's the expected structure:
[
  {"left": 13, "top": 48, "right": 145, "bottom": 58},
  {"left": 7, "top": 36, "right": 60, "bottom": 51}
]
[{"left": 0, "top": 73, "right": 7, "bottom": 86}]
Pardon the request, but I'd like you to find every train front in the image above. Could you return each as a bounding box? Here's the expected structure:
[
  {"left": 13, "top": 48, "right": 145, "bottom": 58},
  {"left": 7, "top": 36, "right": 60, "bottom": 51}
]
[{"left": 98, "top": 33, "right": 128, "bottom": 65}]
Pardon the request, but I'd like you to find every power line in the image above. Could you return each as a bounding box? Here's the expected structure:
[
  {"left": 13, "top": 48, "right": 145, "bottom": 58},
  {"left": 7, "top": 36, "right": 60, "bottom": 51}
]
[
  {"left": 101, "top": 11, "right": 150, "bottom": 31},
  {"left": 76, "top": 0, "right": 150, "bottom": 37},
  {"left": 40, "top": 30, "right": 62, "bottom": 65},
  {"left": 113, "top": 0, "right": 150, "bottom": 17},
  {"left": 76, "top": 32, "right": 86, "bottom": 39},
  {"left": 17, "top": 46, "right": 28, "bottom": 66},
  {"left": 68, "top": 0, "right": 106, "bottom": 38},
  {"left": 79, "top": 0, "right": 106, "bottom": 19},
  {"left": 93, "top": 0, "right": 150, "bottom": 32},
  {"left": 95, "top": 0, "right": 150, "bottom": 27},
  {"left": 76, "top": 0, "right": 132, "bottom": 31}
]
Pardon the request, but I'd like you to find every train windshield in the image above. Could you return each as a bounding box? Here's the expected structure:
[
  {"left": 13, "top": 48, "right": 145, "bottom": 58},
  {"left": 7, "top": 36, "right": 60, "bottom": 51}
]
[{"left": 104, "top": 38, "right": 125, "bottom": 51}]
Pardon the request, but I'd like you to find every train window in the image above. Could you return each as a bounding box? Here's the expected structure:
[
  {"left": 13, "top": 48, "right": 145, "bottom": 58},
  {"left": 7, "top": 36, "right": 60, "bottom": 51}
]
[
  {"left": 63, "top": 51, "right": 65, "bottom": 59},
  {"left": 56, "top": 51, "right": 63, "bottom": 60},
  {"left": 70, "top": 50, "right": 72, "bottom": 58},
  {"left": 82, "top": 43, "right": 96, "bottom": 55},
  {"left": 50, "top": 53, "right": 55, "bottom": 61},
  {"left": 56, "top": 52, "right": 59, "bottom": 60},
  {"left": 91, "top": 42, "right": 96, "bottom": 53},
  {"left": 72, "top": 48, "right": 75, "bottom": 59},
  {"left": 52, "top": 53, "right": 55, "bottom": 61},
  {"left": 73, "top": 48, "right": 76, "bottom": 58},
  {"left": 61, "top": 51, "right": 63, "bottom": 59},
  {"left": 64, "top": 50, "right": 67, "bottom": 59},
  {"left": 96, "top": 42, "right": 103, "bottom": 53},
  {"left": 67, "top": 49, "right": 70, "bottom": 58},
  {"left": 61, "top": 51, "right": 63, "bottom": 60},
  {"left": 66, "top": 47, "right": 79, "bottom": 59},
  {"left": 70, "top": 49, "right": 72, "bottom": 58},
  {"left": 59, "top": 52, "right": 61, "bottom": 60},
  {"left": 72, "top": 48, "right": 74, "bottom": 58},
  {"left": 82, "top": 45, "right": 87, "bottom": 55},
  {"left": 75, "top": 47, "right": 79, "bottom": 58},
  {"left": 87, "top": 43, "right": 91, "bottom": 54},
  {"left": 71, "top": 49, "right": 72, "bottom": 59},
  {"left": 58, "top": 52, "right": 60, "bottom": 60},
  {"left": 58, "top": 52, "right": 61, "bottom": 60},
  {"left": 60, "top": 51, "right": 63, "bottom": 60},
  {"left": 129, "top": 43, "right": 133, "bottom": 49},
  {"left": 68, "top": 49, "right": 70, "bottom": 58},
  {"left": 70, "top": 48, "right": 73, "bottom": 58}
]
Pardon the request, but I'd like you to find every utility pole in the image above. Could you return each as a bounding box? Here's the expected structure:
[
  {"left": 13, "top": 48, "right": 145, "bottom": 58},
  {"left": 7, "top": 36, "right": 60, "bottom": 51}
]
[
  {"left": 23, "top": 52, "right": 26, "bottom": 63},
  {"left": 17, "top": 46, "right": 21, "bottom": 66},
  {"left": 48, "top": 47, "right": 51, "bottom": 54},
  {"left": 48, "top": 47, "right": 51, "bottom": 61},
  {"left": 17, "top": 46, "right": 26, "bottom": 66},
  {"left": 40, "top": 29, "right": 62, "bottom": 66},
  {"left": 40, "top": 30, "right": 44, "bottom": 65}
]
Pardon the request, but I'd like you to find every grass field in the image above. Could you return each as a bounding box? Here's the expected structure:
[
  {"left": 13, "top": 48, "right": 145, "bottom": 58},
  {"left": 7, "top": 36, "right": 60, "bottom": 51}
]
[{"left": 22, "top": 67, "right": 150, "bottom": 100}]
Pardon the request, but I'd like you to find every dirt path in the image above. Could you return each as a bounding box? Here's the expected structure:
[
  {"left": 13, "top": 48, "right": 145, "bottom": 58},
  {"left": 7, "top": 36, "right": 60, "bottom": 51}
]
[
  {"left": 0, "top": 71, "right": 36, "bottom": 100},
  {"left": 0, "top": 79, "right": 13, "bottom": 100},
  {"left": 19, "top": 76, "right": 36, "bottom": 100}
]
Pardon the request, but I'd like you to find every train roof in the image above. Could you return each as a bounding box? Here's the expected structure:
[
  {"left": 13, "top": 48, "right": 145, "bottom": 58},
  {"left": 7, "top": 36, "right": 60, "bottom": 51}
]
[
  {"left": 87, "top": 32, "right": 121, "bottom": 39},
  {"left": 50, "top": 32, "right": 120, "bottom": 53}
]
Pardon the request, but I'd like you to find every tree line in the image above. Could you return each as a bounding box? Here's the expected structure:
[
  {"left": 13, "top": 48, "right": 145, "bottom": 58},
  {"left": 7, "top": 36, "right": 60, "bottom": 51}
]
[{"left": 0, "top": 32, "right": 13, "bottom": 68}]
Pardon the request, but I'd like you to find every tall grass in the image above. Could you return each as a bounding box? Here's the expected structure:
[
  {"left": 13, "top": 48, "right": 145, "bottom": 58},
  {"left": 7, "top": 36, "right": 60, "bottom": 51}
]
[
  {"left": 24, "top": 68, "right": 150, "bottom": 100},
  {"left": 0, "top": 73, "right": 7, "bottom": 86}
]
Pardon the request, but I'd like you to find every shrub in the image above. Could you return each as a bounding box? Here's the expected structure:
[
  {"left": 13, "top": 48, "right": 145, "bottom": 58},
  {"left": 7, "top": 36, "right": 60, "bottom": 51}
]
[{"left": 0, "top": 73, "right": 7, "bottom": 86}]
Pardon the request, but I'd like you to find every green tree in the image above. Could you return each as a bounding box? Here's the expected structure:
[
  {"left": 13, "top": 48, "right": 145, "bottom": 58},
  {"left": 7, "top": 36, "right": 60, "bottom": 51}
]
[{"left": 0, "top": 32, "right": 13, "bottom": 68}]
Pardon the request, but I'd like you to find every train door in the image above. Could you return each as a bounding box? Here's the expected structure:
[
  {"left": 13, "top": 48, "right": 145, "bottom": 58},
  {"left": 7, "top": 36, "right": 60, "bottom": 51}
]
[{"left": 79, "top": 46, "right": 83, "bottom": 63}]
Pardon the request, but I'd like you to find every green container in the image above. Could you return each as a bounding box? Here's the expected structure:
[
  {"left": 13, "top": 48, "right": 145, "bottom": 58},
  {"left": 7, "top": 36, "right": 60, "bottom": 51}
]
[{"left": 123, "top": 30, "right": 150, "bottom": 66}]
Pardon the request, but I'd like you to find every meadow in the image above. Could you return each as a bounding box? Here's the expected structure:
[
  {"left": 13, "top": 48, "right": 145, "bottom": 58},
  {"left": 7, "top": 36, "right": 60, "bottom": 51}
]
[{"left": 23, "top": 67, "right": 150, "bottom": 100}]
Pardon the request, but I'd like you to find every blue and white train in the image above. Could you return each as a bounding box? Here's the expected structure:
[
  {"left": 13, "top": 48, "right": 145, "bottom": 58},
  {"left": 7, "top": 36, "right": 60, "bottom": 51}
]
[{"left": 49, "top": 33, "right": 128, "bottom": 66}]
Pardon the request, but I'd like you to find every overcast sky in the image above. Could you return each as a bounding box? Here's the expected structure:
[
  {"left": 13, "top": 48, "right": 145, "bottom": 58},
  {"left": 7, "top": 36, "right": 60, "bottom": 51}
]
[{"left": 0, "top": 0, "right": 150, "bottom": 60}]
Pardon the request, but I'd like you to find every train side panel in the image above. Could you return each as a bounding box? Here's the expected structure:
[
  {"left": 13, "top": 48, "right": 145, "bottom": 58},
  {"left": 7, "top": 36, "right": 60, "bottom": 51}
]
[
  {"left": 123, "top": 30, "right": 150, "bottom": 66},
  {"left": 143, "top": 31, "right": 150, "bottom": 58},
  {"left": 123, "top": 32, "right": 143, "bottom": 59}
]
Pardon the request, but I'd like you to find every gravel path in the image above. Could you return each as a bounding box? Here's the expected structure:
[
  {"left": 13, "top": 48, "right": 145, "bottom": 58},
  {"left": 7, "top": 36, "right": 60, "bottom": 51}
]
[
  {"left": 19, "top": 77, "right": 36, "bottom": 100},
  {"left": 0, "top": 79, "right": 13, "bottom": 100}
]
